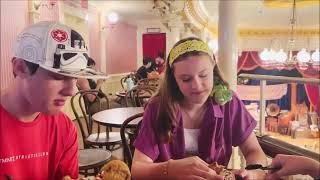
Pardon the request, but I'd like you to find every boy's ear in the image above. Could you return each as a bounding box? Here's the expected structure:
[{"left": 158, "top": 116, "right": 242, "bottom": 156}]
[{"left": 12, "top": 58, "right": 30, "bottom": 78}]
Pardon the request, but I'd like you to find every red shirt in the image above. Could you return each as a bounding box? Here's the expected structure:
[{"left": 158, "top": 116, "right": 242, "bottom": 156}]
[
  {"left": 157, "top": 62, "right": 165, "bottom": 74},
  {"left": 0, "top": 105, "right": 78, "bottom": 179}
]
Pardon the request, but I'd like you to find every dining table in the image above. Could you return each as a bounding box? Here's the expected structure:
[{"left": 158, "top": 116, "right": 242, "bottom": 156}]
[{"left": 92, "top": 107, "right": 144, "bottom": 128}]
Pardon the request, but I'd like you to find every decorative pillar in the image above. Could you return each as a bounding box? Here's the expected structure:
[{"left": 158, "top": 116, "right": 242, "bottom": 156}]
[
  {"left": 218, "top": 1, "right": 239, "bottom": 169},
  {"left": 100, "top": 12, "right": 107, "bottom": 74},
  {"left": 181, "top": 24, "right": 195, "bottom": 39},
  {"left": 58, "top": 0, "right": 65, "bottom": 23},
  {"left": 28, "top": 0, "right": 40, "bottom": 24},
  {"left": 260, "top": 80, "right": 267, "bottom": 136},
  {"left": 218, "top": 1, "right": 238, "bottom": 91},
  {"left": 167, "top": 15, "right": 184, "bottom": 55}
]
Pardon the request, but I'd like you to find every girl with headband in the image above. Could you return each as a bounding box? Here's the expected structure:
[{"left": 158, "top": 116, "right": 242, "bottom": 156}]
[{"left": 132, "top": 37, "right": 267, "bottom": 179}]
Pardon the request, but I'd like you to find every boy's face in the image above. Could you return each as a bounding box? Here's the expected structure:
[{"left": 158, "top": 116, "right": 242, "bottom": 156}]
[{"left": 23, "top": 67, "right": 77, "bottom": 115}]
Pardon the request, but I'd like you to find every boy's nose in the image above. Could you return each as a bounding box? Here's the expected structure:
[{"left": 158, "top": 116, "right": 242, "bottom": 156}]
[{"left": 62, "top": 78, "right": 77, "bottom": 96}]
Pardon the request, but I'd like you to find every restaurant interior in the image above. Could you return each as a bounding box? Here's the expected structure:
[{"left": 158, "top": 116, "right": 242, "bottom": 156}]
[{"left": 0, "top": 0, "right": 319, "bottom": 179}]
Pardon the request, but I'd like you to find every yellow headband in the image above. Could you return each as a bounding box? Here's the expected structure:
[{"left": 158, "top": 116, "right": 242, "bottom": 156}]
[{"left": 168, "top": 39, "right": 213, "bottom": 67}]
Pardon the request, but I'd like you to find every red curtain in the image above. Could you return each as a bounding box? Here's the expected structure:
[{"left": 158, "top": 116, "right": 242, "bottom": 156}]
[
  {"left": 142, "top": 33, "right": 166, "bottom": 60},
  {"left": 304, "top": 84, "right": 319, "bottom": 114},
  {"left": 238, "top": 51, "right": 320, "bottom": 77}
]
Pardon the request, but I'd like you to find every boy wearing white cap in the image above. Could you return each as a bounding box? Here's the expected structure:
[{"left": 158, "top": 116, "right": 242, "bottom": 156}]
[{"left": 0, "top": 21, "right": 107, "bottom": 179}]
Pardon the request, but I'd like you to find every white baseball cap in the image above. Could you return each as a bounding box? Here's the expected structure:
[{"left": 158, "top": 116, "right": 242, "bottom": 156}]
[{"left": 14, "top": 21, "right": 107, "bottom": 79}]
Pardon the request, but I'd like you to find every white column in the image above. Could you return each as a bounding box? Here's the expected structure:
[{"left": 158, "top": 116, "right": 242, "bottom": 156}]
[
  {"left": 218, "top": 0, "right": 239, "bottom": 169},
  {"left": 100, "top": 13, "right": 107, "bottom": 74},
  {"left": 58, "top": 1, "right": 65, "bottom": 23},
  {"left": 259, "top": 80, "right": 266, "bottom": 136},
  {"left": 218, "top": 1, "right": 238, "bottom": 91},
  {"left": 28, "top": 0, "right": 40, "bottom": 24},
  {"left": 167, "top": 15, "right": 184, "bottom": 55}
]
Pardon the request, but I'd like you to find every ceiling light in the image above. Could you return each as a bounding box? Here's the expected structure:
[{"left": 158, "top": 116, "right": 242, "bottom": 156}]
[{"left": 108, "top": 12, "right": 119, "bottom": 24}]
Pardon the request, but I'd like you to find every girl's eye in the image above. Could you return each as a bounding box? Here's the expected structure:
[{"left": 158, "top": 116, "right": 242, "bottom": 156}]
[
  {"left": 182, "top": 78, "right": 191, "bottom": 82},
  {"left": 199, "top": 74, "right": 207, "bottom": 78}
]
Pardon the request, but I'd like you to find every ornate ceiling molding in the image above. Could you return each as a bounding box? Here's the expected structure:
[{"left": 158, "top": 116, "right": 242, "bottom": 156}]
[
  {"left": 184, "top": 0, "right": 319, "bottom": 38},
  {"left": 263, "top": 0, "right": 319, "bottom": 8}
]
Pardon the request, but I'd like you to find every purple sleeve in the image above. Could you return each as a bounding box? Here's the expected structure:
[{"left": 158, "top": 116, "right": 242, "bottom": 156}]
[
  {"left": 229, "top": 93, "right": 257, "bottom": 147},
  {"left": 133, "top": 99, "right": 160, "bottom": 161}
]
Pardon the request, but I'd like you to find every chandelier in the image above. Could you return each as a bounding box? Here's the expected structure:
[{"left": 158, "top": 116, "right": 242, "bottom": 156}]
[
  {"left": 259, "top": 0, "right": 319, "bottom": 65},
  {"left": 152, "top": 0, "right": 175, "bottom": 17}
]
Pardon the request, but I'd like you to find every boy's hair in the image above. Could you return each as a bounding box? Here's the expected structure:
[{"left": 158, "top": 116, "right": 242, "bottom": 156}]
[
  {"left": 157, "top": 52, "right": 165, "bottom": 59},
  {"left": 142, "top": 56, "right": 152, "bottom": 65},
  {"left": 25, "top": 60, "right": 39, "bottom": 75},
  {"left": 12, "top": 58, "right": 39, "bottom": 77},
  {"left": 87, "top": 57, "right": 96, "bottom": 66}
]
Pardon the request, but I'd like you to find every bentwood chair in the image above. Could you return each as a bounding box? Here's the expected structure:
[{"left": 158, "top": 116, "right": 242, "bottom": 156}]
[
  {"left": 120, "top": 112, "right": 144, "bottom": 168},
  {"left": 71, "top": 90, "right": 122, "bottom": 150},
  {"left": 136, "top": 77, "right": 160, "bottom": 88},
  {"left": 132, "top": 85, "right": 157, "bottom": 107}
]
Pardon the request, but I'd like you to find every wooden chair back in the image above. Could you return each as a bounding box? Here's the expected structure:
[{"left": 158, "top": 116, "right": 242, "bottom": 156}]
[
  {"left": 120, "top": 112, "right": 144, "bottom": 169},
  {"left": 71, "top": 90, "right": 110, "bottom": 147}
]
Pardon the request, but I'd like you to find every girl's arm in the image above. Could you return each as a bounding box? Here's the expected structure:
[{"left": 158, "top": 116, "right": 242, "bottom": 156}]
[
  {"left": 239, "top": 133, "right": 267, "bottom": 179},
  {"left": 131, "top": 149, "right": 223, "bottom": 180},
  {"left": 239, "top": 133, "right": 267, "bottom": 165},
  {"left": 131, "top": 149, "right": 169, "bottom": 179}
]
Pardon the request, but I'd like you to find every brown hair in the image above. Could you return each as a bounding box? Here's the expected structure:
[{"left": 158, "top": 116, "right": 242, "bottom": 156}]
[{"left": 155, "top": 37, "right": 229, "bottom": 143}]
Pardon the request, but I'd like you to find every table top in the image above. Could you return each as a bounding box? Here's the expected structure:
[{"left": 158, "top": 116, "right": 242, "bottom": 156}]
[
  {"left": 92, "top": 107, "right": 144, "bottom": 128},
  {"left": 79, "top": 149, "right": 111, "bottom": 169}
]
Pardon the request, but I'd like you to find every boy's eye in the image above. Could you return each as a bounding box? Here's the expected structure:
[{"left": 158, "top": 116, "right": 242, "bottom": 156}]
[
  {"left": 199, "top": 74, "right": 207, "bottom": 78},
  {"left": 52, "top": 74, "right": 65, "bottom": 80}
]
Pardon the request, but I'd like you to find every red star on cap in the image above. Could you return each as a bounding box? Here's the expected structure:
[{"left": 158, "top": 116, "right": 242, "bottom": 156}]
[{"left": 51, "top": 29, "right": 68, "bottom": 42}]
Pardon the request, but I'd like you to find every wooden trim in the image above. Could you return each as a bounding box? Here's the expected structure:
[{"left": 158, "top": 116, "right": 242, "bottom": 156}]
[
  {"left": 238, "top": 73, "right": 320, "bottom": 85},
  {"left": 257, "top": 135, "right": 320, "bottom": 161}
]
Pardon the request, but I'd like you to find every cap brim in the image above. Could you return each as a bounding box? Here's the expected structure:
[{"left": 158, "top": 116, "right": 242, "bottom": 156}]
[{"left": 40, "top": 65, "right": 109, "bottom": 79}]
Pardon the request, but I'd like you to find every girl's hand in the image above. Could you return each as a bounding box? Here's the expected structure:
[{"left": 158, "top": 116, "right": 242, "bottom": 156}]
[
  {"left": 242, "top": 169, "right": 266, "bottom": 180},
  {"left": 168, "top": 156, "right": 224, "bottom": 180}
]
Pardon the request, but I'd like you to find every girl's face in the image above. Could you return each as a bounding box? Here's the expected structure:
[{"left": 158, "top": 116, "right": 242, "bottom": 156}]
[{"left": 173, "top": 55, "right": 214, "bottom": 105}]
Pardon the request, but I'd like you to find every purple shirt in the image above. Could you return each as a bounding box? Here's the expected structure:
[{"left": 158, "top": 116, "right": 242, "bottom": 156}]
[{"left": 134, "top": 93, "right": 257, "bottom": 166}]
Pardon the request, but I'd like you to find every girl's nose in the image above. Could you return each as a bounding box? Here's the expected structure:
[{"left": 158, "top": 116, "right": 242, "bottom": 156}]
[{"left": 191, "top": 77, "right": 202, "bottom": 90}]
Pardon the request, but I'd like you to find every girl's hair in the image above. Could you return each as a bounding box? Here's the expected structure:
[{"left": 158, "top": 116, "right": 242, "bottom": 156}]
[{"left": 155, "top": 37, "right": 229, "bottom": 143}]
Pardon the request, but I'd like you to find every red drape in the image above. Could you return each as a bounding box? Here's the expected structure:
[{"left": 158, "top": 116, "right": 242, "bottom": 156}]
[
  {"left": 304, "top": 84, "right": 319, "bottom": 114},
  {"left": 238, "top": 51, "right": 320, "bottom": 114},
  {"left": 142, "top": 33, "right": 166, "bottom": 60}
]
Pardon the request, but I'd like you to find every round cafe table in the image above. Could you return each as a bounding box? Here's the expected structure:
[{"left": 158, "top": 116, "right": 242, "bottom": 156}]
[{"left": 92, "top": 107, "right": 144, "bottom": 128}]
